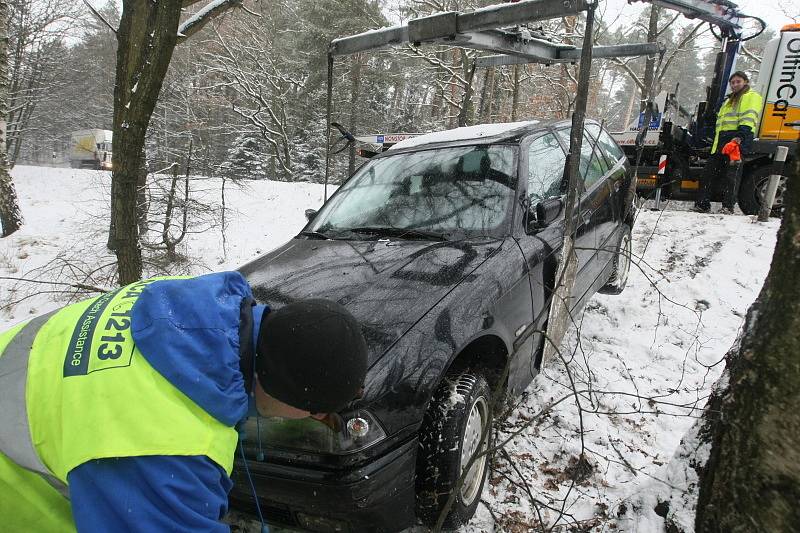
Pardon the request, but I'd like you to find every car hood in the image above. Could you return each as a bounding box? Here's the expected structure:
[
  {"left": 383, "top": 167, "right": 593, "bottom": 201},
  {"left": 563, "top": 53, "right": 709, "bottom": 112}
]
[{"left": 240, "top": 237, "right": 503, "bottom": 366}]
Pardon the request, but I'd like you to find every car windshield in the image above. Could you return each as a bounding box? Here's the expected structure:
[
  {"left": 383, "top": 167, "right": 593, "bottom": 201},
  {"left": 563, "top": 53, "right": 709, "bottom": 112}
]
[{"left": 309, "top": 145, "right": 517, "bottom": 240}]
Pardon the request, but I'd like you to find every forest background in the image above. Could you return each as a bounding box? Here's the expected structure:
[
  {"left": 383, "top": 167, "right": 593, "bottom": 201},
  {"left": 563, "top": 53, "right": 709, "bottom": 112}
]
[{"left": 8, "top": 0, "right": 790, "bottom": 185}]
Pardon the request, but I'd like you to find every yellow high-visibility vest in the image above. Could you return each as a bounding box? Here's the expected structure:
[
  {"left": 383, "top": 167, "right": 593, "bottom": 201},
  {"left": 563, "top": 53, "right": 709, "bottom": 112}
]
[
  {"left": 0, "top": 278, "right": 239, "bottom": 531},
  {"left": 712, "top": 88, "right": 764, "bottom": 152}
]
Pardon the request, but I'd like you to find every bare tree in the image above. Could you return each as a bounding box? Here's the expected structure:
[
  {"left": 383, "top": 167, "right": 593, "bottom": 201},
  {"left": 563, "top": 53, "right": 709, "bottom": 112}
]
[
  {"left": 607, "top": 5, "right": 707, "bottom": 117},
  {"left": 107, "top": 0, "right": 243, "bottom": 285},
  {"left": 0, "top": 0, "right": 22, "bottom": 237},
  {"left": 204, "top": 15, "right": 297, "bottom": 178},
  {"left": 6, "top": 0, "right": 82, "bottom": 167}
]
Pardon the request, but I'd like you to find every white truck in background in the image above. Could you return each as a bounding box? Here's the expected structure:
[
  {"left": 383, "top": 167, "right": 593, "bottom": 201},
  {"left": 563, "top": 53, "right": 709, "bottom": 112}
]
[{"left": 70, "top": 129, "right": 113, "bottom": 170}]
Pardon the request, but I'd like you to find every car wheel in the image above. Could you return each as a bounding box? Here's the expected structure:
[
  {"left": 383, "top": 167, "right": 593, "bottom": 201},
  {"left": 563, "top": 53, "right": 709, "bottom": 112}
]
[
  {"left": 415, "top": 372, "right": 492, "bottom": 529},
  {"left": 739, "top": 164, "right": 788, "bottom": 217},
  {"left": 599, "top": 223, "right": 632, "bottom": 295}
]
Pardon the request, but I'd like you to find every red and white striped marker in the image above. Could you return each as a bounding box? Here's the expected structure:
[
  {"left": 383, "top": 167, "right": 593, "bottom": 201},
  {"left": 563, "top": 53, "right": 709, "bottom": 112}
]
[{"left": 657, "top": 154, "right": 668, "bottom": 174}]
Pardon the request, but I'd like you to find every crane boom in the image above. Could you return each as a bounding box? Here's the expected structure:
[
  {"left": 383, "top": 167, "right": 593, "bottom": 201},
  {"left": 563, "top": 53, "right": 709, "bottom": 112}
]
[{"left": 631, "top": 0, "right": 742, "bottom": 34}]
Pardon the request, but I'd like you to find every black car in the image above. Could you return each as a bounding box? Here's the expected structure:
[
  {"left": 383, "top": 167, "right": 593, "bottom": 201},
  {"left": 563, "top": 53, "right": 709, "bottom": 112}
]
[{"left": 231, "top": 119, "right": 635, "bottom": 532}]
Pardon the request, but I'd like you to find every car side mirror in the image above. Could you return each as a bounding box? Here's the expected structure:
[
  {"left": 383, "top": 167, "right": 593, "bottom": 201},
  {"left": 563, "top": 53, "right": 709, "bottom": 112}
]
[
  {"left": 305, "top": 209, "right": 318, "bottom": 222},
  {"left": 535, "top": 197, "right": 563, "bottom": 228}
]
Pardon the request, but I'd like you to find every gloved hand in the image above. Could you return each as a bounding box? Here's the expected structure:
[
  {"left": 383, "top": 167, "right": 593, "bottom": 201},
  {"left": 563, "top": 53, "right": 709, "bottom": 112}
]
[{"left": 721, "top": 140, "right": 741, "bottom": 162}]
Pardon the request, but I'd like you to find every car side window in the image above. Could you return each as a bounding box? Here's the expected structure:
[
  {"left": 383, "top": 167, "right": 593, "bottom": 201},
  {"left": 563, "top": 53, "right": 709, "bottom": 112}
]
[
  {"left": 584, "top": 126, "right": 610, "bottom": 176},
  {"left": 584, "top": 124, "right": 611, "bottom": 168},
  {"left": 527, "top": 133, "right": 566, "bottom": 205},
  {"left": 555, "top": 128, "right": 606, "bottom": 190},
  {"left": 596, "top": 128, "right": 626, "bottom": 167}
]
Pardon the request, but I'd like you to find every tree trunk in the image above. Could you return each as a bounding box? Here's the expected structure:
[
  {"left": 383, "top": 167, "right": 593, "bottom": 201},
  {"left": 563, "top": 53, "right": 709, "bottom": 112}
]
[
  {"left": 457, "top": 50, "right": 476, "bottom": 128},
  {"left": 162, "top": 165, "right": 180, "bottom": 261},
  {"left": 0, "top": 0, "right": 22, "bottom": 237},
  {"left": 110, "top": 0, "right": 183, "bottom": 284},
  {"left": 695, "top": 144, "right": 800, "bottom": 531},
  {"left": 430, "top": 52, "right": 445, "bottom": 121},
  {"left": 641, "top": 5, "right": 660, "bottom": 110},
  {"left": 347, "top": 54, "right": 362, "bottom": 177},
  {"left": 510, "top": 64, "right": 520, "bottom": 122},
  {"left": 478, "top": 67, "right": 491, "bottom": 121},
  {"left": 136, "top": 150, "right": 148, "bottom": 238},
  {"left": 485, "top": 67, "right": 497, "bottom": 122}
]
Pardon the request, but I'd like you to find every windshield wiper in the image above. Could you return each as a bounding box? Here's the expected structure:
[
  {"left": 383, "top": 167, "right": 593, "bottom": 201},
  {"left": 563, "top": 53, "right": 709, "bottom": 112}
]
[
  {"left": 343, "top": 226, "right": 449, "bottom": 241},
  {"left": 298, "top": 230, "right": 333, "bottom": 240}
]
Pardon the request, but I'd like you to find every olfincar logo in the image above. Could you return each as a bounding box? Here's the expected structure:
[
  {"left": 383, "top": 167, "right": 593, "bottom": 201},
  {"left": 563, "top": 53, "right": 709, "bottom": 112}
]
[{"left": 772, "top": 37, "right": 800, "bottom": 121}]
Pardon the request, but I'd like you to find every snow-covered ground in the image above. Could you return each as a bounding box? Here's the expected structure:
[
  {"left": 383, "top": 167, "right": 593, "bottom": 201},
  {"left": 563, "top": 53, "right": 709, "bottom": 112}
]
[
  {"left": 471, "top": 204, "right": 778, "bottom": 532},
  {"left": 0, "top": 166, "right": 780, "bottom": 531},
  {"left": 0, "top": 165, "right": 327, "bottom": 327}
]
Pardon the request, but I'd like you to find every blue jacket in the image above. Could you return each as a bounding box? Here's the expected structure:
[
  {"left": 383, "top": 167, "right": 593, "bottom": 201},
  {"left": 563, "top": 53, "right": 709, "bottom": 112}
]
[{"left": 66, "top": 272, "right": 267, "bottom": 532}]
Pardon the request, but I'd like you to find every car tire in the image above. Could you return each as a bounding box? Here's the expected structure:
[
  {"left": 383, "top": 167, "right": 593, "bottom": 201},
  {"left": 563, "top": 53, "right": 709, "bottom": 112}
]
[
  {"left": 415, "top": 372, "right": 492, "bottom": 530},
  {"left": 739, "top": 163, "right": 788, "bottom": 217},
  {"left": 599, "top": 223, "right": 632, "bottom": 295}
]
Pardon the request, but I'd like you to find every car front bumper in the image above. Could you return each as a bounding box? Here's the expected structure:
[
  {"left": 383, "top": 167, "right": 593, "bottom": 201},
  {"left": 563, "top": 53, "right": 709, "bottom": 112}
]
[{"left": 229, "top": 437, "right": 418, "bottom": 533}]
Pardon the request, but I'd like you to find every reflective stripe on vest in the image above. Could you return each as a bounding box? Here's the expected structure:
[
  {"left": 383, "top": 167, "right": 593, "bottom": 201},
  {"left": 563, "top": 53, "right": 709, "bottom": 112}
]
[
  {"left": 712, "top": 89, "right": 764, "bottom": 152},
  {"left": 0, "top": 277, "right": 239, "bottom": 513},
  {"left": 32, "top": 279, "right": 238, "bottom": 482},
  {"left": 0, "top": 310, "right": 68, "bottom": 498}
]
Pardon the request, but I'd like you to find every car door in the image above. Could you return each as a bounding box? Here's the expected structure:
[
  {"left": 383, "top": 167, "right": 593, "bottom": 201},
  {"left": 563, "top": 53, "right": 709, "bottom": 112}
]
[
  {"left": 554, "top": 127, "right": 609, "bottom": 306},
  {"left": 595, "top": 126, "right": 631, "bottom": 221},
  {"left": 513, "top": 131, "right": 567, "bottom": 378},
  {"left": 584, "top": 124, "right": 622, "bottom": 279}
]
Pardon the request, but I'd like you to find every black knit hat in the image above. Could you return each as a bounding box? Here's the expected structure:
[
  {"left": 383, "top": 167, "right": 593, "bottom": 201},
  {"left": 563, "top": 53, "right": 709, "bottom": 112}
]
[{"left": 255, "top": 299, "right": 368, "bottom": 414}]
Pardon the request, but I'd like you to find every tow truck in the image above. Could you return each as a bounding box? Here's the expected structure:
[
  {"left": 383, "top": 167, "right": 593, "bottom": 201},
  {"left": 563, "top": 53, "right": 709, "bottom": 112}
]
[{"left": 611, "top": 0, "right": 798, "bottom": 215}]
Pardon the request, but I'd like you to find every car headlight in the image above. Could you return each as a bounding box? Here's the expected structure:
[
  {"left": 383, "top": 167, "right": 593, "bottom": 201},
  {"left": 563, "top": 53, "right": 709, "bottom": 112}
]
[{"left": 241, "top": 409, "right": 386, "bottom": 456}]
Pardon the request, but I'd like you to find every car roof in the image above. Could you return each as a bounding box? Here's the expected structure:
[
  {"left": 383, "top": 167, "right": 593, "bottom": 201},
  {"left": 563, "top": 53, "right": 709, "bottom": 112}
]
[{"left": 384, "top": 118, "right": 587, "bottom": 154}]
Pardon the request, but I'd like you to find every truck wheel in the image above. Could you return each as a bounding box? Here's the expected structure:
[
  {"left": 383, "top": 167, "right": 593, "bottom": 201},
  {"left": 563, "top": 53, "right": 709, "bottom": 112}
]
[
  {"left": 739, "top": 164, "right": 788, "bottom": 217},
  {"left": 416, "top": 372, "right": 492, "bottom": 530},
  {"left": 663, "top": 153, "right": 690, "bottom": 199},
  {"left": 599, "top": 224, "right": 632, "bottom": 295}
]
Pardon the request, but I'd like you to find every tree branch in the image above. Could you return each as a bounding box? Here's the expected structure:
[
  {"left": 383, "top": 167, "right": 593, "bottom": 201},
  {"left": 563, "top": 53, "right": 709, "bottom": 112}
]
[
  {"left": 611, "top": 57, "right": 645, "bottom": 91},
  {"left": 177, "top": 0, "right": 243, "bottom": 43},
  {"left": 739, "top": 44, "right": 762, "bottom": 65},
  {"left": 0, "top": 276, "right": 108, "bottom": 293},
  {"left": 656, "top": 22, "right": 707, "bottom": 86},
  {"left": 81, "top": 0, "right": 116, "bottom": 34}
]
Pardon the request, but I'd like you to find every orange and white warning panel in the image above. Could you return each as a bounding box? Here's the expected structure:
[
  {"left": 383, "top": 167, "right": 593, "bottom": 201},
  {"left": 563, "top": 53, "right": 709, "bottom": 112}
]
[{"left": 657, "top": 155, "right": 668, "bottom": 174}]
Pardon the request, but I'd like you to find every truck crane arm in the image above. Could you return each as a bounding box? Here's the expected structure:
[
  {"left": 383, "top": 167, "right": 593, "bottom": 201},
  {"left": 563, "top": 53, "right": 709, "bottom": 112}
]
[{"left": 630, "top": 0, "right": 742, "bottom": 33}]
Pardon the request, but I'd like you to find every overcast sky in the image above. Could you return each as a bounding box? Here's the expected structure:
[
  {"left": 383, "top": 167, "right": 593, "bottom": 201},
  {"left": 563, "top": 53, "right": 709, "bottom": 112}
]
[{"left": 91, "top": 0, "right": 798, "bottom": 34}]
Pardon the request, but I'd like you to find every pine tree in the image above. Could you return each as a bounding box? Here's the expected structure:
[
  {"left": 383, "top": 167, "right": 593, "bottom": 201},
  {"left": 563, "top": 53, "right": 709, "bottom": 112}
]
[{"left": 220, "top": 133, "right": 269, "bottom": 181}]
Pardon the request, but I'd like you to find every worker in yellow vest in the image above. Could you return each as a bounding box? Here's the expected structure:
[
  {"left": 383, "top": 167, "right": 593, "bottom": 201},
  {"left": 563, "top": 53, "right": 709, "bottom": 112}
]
[
  {"left": 0, "top": 271, "right": 367, "bottom": 532},
  {"left": 694, "top": 70, "right": 763, "bottom": 214}
]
